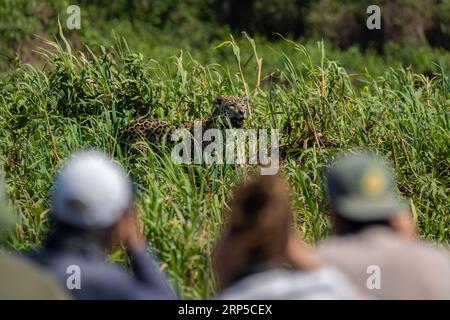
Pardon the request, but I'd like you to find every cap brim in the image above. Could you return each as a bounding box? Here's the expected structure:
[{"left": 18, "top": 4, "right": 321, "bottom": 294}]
[{"left": 335, "top": 196, "right": 409, "bottom": 222}]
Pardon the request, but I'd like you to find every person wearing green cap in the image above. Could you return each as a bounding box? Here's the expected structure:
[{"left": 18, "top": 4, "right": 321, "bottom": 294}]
[
  {"left": 316, "top": 151, "right": 450, "bottom": 299},
  {"left": 0, "top": 177, "right": 70, "bottom": 299}
]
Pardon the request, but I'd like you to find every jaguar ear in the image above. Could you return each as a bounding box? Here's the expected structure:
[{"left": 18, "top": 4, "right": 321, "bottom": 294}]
[
  {"left": 242, "top": 96, "right": 250, "bottom": 105},
  {"left": 215, "top": 96, "right": 224, "bottom": 107}
]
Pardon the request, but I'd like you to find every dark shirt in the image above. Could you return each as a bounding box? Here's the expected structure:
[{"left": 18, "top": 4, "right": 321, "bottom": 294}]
[{"left": 27, "top": 234, "right": 176, "bottom": 300}]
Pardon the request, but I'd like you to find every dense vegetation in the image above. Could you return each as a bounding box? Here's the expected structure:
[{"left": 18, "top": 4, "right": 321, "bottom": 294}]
[
  {"left": 0, "top": 0, "right": 448, "bottom": 299},
  {"left": 1, "top": 0, "right": 449, "bottom": 76}
]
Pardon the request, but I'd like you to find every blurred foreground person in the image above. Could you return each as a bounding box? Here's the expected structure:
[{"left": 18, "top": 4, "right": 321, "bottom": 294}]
[
  {"left": 0, "top": 178, "right": 69, "bottom": 299},
  {"left": 28, "top": 150, "right": 176, "bottom": 300},
  {"left": 317, "top": 151, "right": 450, "bottom": 299},
  {"left": 214, "top": 175, "right": 361, "bottom": 299}
]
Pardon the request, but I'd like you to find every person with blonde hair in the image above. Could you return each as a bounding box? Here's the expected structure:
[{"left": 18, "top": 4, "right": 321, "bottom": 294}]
[{"left": 214, "top": 174, "right": 361, "bottom": 299}]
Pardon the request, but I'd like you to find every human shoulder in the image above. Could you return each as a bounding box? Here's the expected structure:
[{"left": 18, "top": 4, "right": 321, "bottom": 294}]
[
  {"left": 217, "top": 267, "right": 362, "bottom": 300},
  {"left": 0, "top": 254, "right": 70, "bottom": 299}
]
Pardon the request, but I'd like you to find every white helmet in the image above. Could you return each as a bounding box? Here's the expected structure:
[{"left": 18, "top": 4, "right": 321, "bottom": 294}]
[{"left": 52, "top": 150, "right": 134, "bottom": 229}]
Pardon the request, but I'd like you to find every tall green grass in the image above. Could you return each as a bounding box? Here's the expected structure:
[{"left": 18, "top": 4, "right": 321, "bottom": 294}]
[{"left": 0, "top": 36, "right": 448, "bottom": 298}]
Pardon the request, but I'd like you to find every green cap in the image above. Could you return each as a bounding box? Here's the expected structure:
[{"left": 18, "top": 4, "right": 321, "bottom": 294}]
[{"left": 325, "top": 151, "right": 407, "bottom": 222}]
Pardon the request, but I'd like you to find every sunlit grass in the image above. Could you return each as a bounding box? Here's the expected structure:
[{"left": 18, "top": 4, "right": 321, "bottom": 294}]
[{"left": 0, "top": 35, "right": 448, "bottom": 298}]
